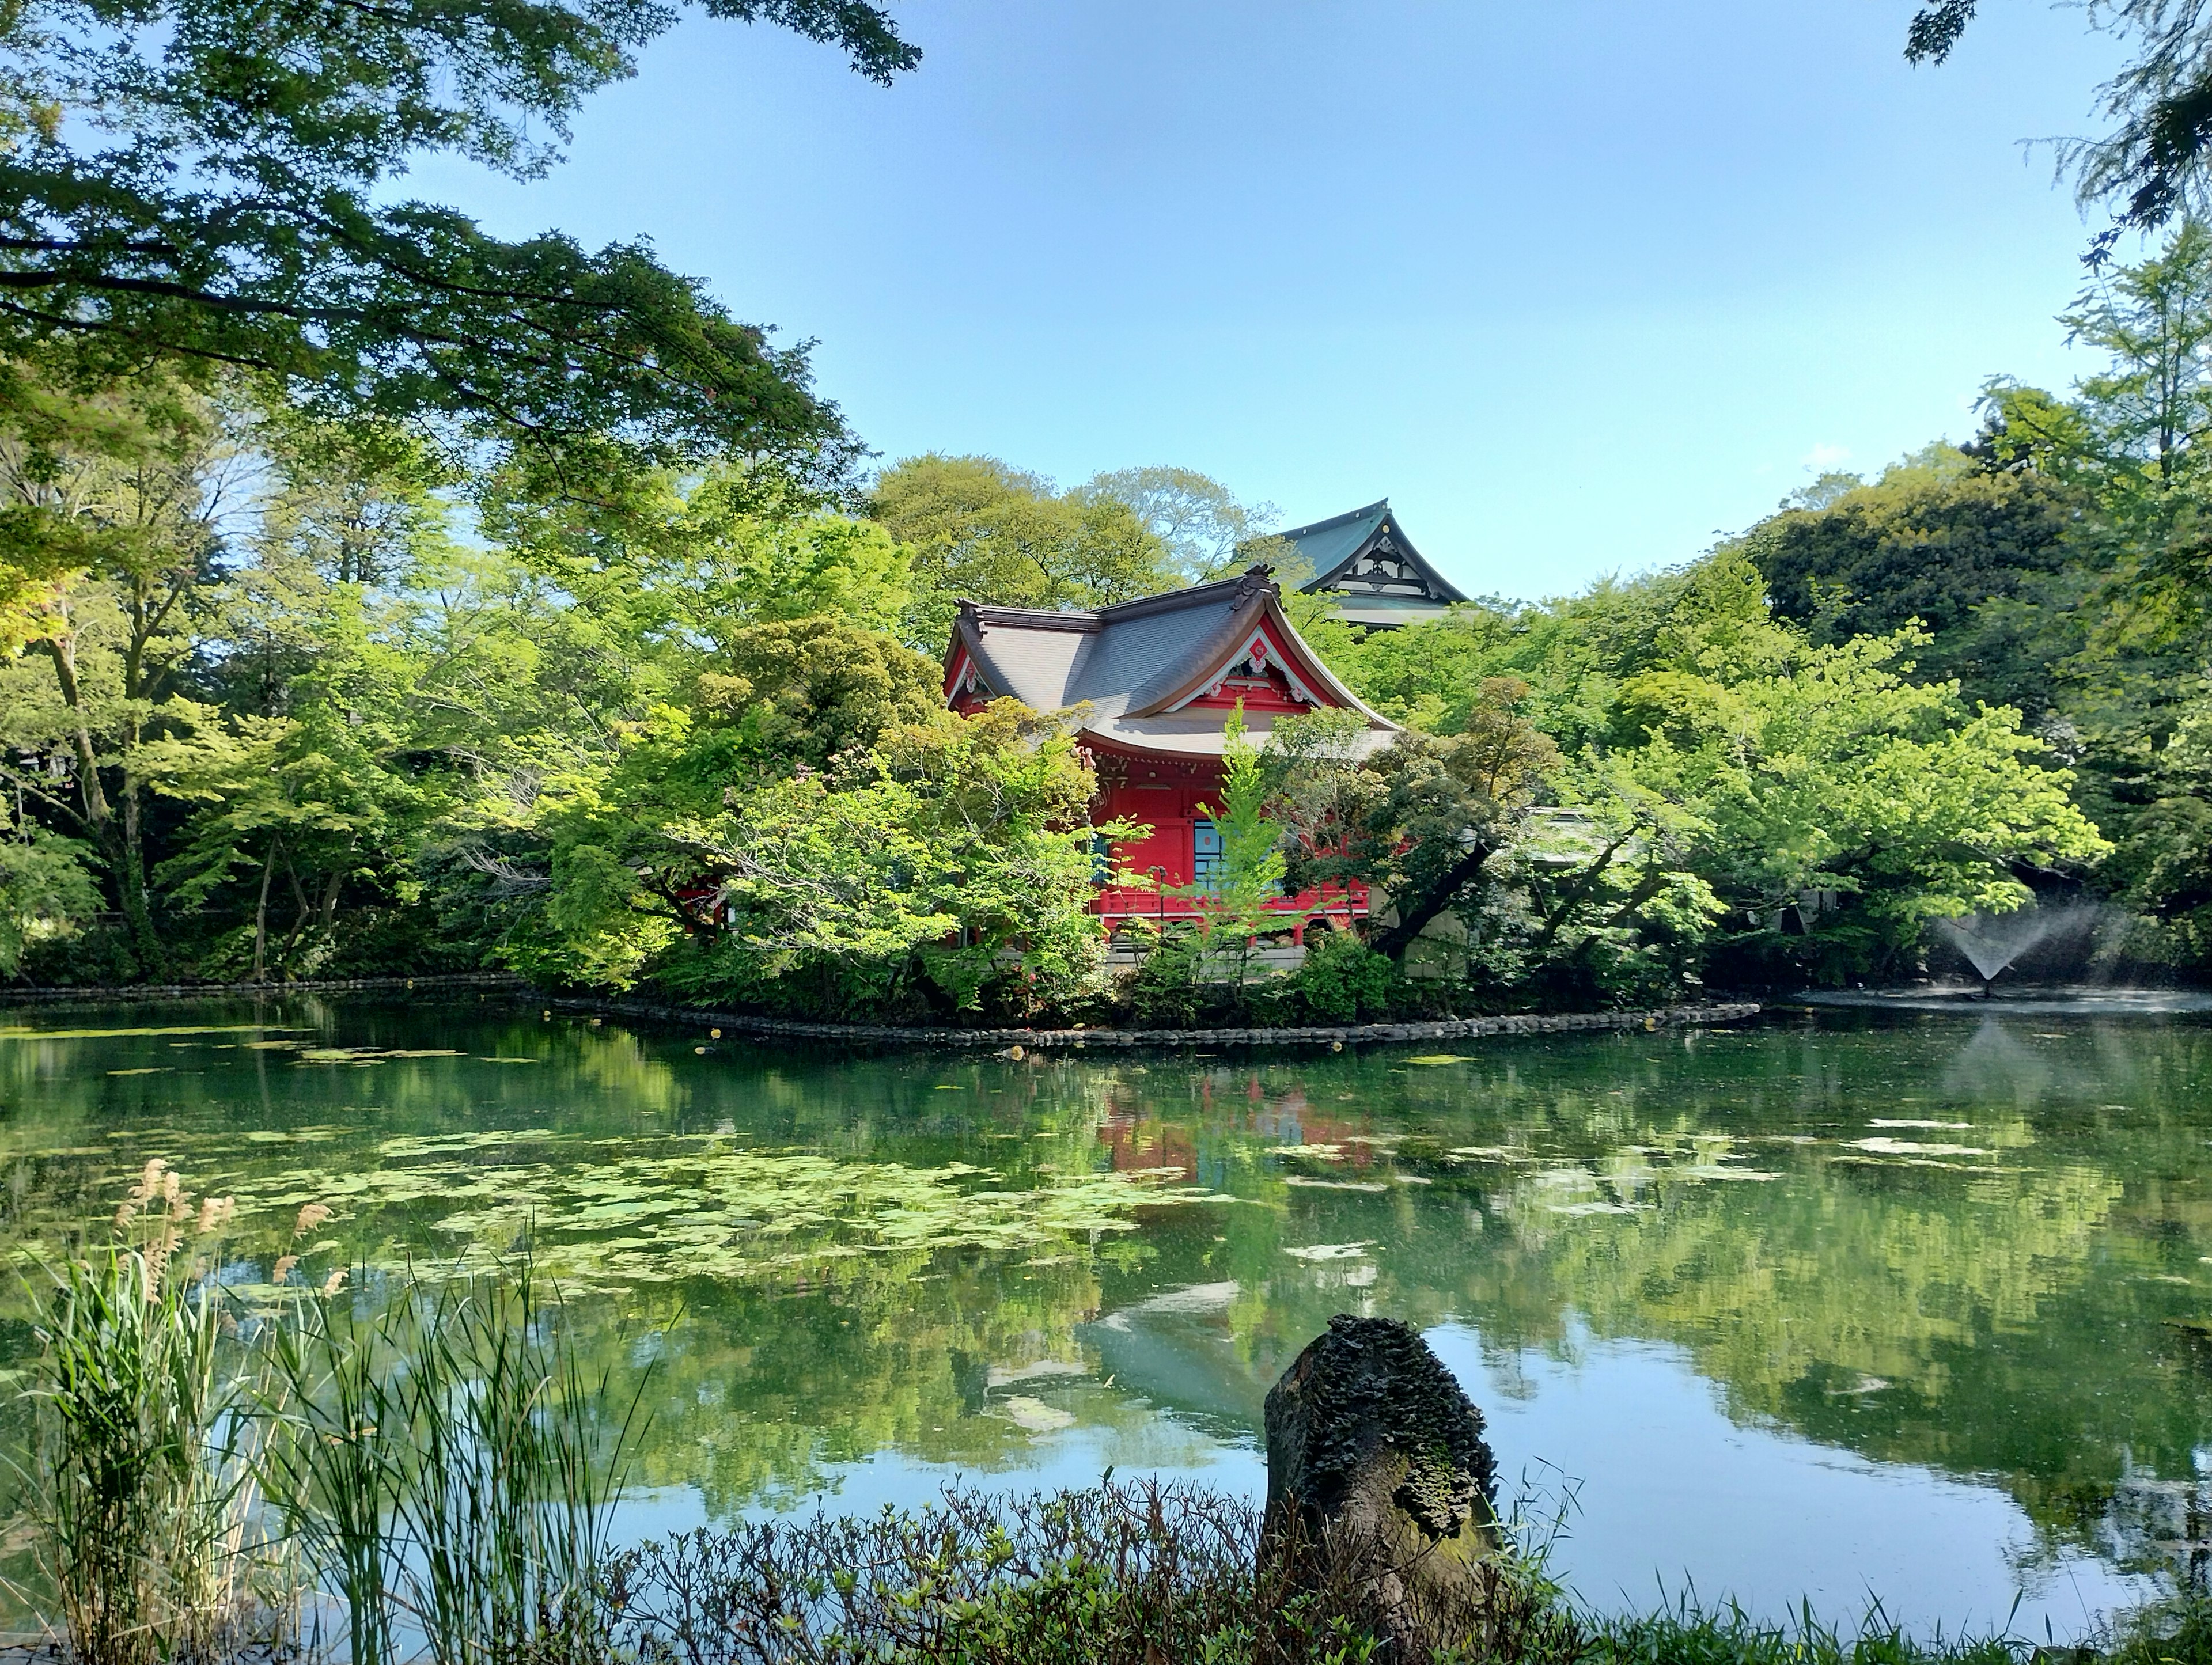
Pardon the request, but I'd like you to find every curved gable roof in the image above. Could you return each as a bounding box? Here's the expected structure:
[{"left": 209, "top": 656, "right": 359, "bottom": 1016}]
[
  {"left": 942, "top": 568, "right": 1396, "bottom": 757},
  {"left": 1281, "top": 499, "right": 1469, "bottom": 606}
]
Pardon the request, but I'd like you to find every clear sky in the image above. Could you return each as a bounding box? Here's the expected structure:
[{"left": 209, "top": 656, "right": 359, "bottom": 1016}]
[{"left": 411, "top": 0, "right": 2133, "bottom": 601}]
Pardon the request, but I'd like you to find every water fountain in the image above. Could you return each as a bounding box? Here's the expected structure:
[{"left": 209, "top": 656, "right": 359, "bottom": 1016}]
[
  {"left": 1932, "top": 905, "right": 2105, "bottom": 997},
  {"left": 1799, "top": 898, "right": 2212, "bottom": 1014}
]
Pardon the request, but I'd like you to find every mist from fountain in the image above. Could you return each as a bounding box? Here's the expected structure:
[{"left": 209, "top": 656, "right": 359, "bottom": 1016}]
[
  {"left": 1931, "top": 903, "right": 2110, "bottom": 995},
  {"left": 1796, "top": 899, "right": 2212, "bottom": 1012}
]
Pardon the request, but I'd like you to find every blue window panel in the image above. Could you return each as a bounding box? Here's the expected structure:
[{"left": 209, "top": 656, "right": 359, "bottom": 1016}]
[{"left": 1192, "top": 818, "right": 1224, "bottom": 896}]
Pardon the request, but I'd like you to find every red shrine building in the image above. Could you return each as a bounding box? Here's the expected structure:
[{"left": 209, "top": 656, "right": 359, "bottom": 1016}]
[{"left": 942, "top": 563, "right": 1399, "bottom": 940}]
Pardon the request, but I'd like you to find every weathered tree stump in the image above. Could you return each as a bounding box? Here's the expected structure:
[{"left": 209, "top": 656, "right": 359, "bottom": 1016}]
[{"left": 1262, "top": 1315, "right": 1500, "bottom": 1655}]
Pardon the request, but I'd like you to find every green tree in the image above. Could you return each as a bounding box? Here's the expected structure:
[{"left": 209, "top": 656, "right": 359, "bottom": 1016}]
[
  {"left": 1074, "top": 467, "right": 1281, "bottom": 583},
  {"left": 870, "top": 454, "right": 1177, "bottom": 645},
  {"left": 698, "top": 616, "right": 945, "bottom": 771},
  {"left": 0, "top": 816, "right": 99, "bottom": 976},
  {"left": 0, "top": 0, "right": 916, "bottom": 475},
  {"left": 1270, "top": 682, "right": 1560, "bottom": 965},
  {"left": 1741, "top": 444, "right": 2084, "bottom": 713},
  {"left": 522, "top": 695, "right": 1108, "bottom": 1018},
  {"left": 0, "top": 384, "right": 238, "bottom": 969}
]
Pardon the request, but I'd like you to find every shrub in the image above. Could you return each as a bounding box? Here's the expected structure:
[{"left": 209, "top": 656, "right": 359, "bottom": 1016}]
[
  {"left": 1273, "top": 930, "right": 1398, "bottom": 1023},
  {"left": 601, "top": 1477, "right": 1586, "bottom": 1665}
]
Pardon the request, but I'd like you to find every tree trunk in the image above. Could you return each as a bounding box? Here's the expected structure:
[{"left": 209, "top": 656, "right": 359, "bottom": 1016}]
[
  {"left": 41, "top": 633, "right": 111, "bottom": 829},
  {"left": 117, "top": 772, "right": 161, "bottom": 972},
  {"left": 317, "top": 863, "right": 344, "bottom": 946},
  {"left": 1369, "top": 842, "right": 1493, "bottom": 962},
  {"left": 253, "top": 840, "right": 278, "bottom": 982}
]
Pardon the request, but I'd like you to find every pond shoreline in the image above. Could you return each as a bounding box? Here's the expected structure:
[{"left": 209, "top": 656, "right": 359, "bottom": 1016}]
[
  {"left": 536, "top": 992, "right": 1765, "bottom": 1050},
  {"left": 0, "top": 970, "right": 527, "bottom": 1004},
  {"left": 0, "top": 973, "right": 1760, "bottom": 1049}
]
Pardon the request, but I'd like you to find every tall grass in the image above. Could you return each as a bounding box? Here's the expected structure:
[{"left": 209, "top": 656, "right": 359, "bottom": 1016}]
[
  {"left": 17, "top": 1161, "right": 270, "bottom": 1665},
  {"left": 259, "top": 1257, "right": 653, "bottom": 1665}
]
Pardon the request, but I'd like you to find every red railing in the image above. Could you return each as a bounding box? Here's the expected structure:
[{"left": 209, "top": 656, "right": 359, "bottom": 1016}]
[{"left": 1089, "top": 881, "right": 1368, "bottom": 943}]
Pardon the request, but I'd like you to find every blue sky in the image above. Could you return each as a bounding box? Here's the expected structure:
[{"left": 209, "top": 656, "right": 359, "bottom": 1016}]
[{"left": 414, "top": 1, "right": 2130, "bottom": 600}]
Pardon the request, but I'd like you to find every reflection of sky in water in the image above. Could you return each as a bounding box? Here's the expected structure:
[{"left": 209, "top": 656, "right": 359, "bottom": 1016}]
[
  {"left": 8, "top": 999, "right": 2212, "bottom": 1641},
  {"left": 616, "top": 1311, "right": 2149, "bottom": 1641}
]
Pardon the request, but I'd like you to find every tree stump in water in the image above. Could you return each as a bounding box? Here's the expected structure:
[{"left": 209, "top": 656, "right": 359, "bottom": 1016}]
[{"left": 1262, "top": 1315, "right": 1500, "bottom": 1655}]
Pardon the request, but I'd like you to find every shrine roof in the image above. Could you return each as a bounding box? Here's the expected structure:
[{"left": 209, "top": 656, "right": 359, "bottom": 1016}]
[
  {"left": 946, "top": 567, "right": 1396, "bottom": 757},
  {"left": 1281, "top": 499, "right": 1469, "bottom": 609}
]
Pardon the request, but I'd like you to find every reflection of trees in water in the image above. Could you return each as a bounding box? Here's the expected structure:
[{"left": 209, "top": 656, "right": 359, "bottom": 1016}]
[
  {"left": 13, "top": 1008, "right": 2212, "bottom": 1565},
  {"left": 2084, "top": 1469, "right": 2212, "bottom": 1584},
  {"left": 1126, "top": 1022, "right": 2212, "bottom": 1572}
]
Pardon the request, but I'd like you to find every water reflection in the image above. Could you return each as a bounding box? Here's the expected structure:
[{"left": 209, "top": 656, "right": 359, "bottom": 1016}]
[{"left": 4, "top": 1001, "right": 2212, "bottom": 1633}]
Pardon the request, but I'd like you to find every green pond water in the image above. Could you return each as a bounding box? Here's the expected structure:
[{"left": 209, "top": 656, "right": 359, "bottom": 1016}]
[{"left": 4, "top": 997, "right": 2212, "bottom": 1637}]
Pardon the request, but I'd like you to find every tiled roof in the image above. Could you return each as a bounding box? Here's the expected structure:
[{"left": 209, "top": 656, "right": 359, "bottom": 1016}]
[
  {"left": 947, "top": 568, "right": 1397, "bottom": 758},
  {"left": 1279, "top": 500, "right": 1469, "bottom": 608}
]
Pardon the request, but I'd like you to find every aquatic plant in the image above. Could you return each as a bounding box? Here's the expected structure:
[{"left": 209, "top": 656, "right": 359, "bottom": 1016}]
[
  {"left": 257, "top": 1254, "right": 654, "bottom": 1665},
  {"left": 16, "top": 1160, "right": 272, "bottom": 1665}
]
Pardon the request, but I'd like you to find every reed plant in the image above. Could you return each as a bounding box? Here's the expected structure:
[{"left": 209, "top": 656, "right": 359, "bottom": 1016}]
[
  {"left": 258, "top": 1255, "right": 652, "bottom": 1665},
  {"left": 16, "top": 1160, "right": 269, "bottom": 1665}
]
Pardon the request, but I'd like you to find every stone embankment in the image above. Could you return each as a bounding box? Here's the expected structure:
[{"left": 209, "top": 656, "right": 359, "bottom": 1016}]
[
  {"left": 0, "top": 971, "right": 526, "bottom": 1005},
  {"left": 0, "top": 973, "right": 1758, "bottom": 1049},
  {"left": 533, "top": 994, "right": 1763, "bottom": 1051}
]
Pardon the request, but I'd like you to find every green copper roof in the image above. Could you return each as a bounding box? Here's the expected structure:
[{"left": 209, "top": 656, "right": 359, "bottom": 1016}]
[
  {"left": 1279, "top": 500, "right": 1469, "bottom": 608},
  {"left": 1277, "top": 500, "right": 1392, "bottom": 582}
]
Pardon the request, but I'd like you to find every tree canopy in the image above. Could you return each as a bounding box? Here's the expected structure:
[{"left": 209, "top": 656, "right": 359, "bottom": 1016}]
[
  {"left": 1908, "top": 0, "right": 2212, "bottom": 234},
  {"left": 0, "top": 0, "right": 916, "bottom": 472}
]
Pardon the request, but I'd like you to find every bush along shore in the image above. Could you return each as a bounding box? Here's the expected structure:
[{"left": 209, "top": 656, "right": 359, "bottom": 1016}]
[{"left": 10, "top": 1166, "right": 2209, "bottom": 1665}]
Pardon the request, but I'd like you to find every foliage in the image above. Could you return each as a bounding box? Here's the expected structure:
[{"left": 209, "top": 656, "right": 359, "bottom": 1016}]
[
  {"left": 601, "top": 1478, "right": 1584, "bottom": 1665},
  {"left": 1074, "top": 465, "right": 1285, "bottom": 583},
  {"left": 1270, "top": 684, "right": 1560, "bottom": 966},
  {"left": 522, "top": 691, "right": 1111, "bottom": 1019},
  {"left": 1322, "top": 537, "right": 2111, "bottom": 990},
  {"left": 0, "top": 818, "right": 99, "bottom": 974},
  {"left": 1742, "top": 444, "right": 2081, "bottom": 708},
  {"left": 1190, "top": 709, "right": 1290, "bottom": 979},
  {"left": 870, "top": 454, "right": 1180, "bottom": 645},
  {"left": 1261, "top": 928, "right": 1400, "bottom": 1024},
  {"left": 1907, "top": 0, "right": 2212, "bottom": 237},
  {"left": 21, "top": 1162, "right": 264, "bottom": 1665},
  {"left": 0, "top": 0, "right": 915, "bottom": 477}
]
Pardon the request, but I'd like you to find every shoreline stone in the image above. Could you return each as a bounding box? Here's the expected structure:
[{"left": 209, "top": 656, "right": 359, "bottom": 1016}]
[{"left": 1262, "top": 1315, "right": 1501, "bottom": 1656}]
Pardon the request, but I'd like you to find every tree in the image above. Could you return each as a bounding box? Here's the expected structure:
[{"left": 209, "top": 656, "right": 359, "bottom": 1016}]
[
  {"left": 0, "top": 0, "right": 915, "bottom": 476},
  {"left": 485, "top": 464, "right": 913, "bottom": 656},
  {"left": 1608, "top": 630, "right": 2112, "bottom": 978},
  {"left": 0, "top": 381, "right": 243, "bottom": 968},
  {"left": 698, "top": 616, "right": 944, "bottom": 771},
  {"left": 0, "top": 815, "right": 99, "bottom": 976},
  {"left": 869, "top": 454, "right": 1177, "bottom": 644},
  {"left": 1907, "top": 0, "right": 2212, "bottom": 233},
  {"left": 141, "top": 699, "right": 430, "bottom": 980},
  {"left": 1075, "top": 467, "right": 1282, "bottom": 583},
  {"left": 1270, "top": 682, "right": 1560, "bottom": 965},
  {"left": 521, "top": 695, "right": 1107, "bottom": 1018},
  {"left": 1739, "top": 443, "right": 2084, "bottom": 713}
]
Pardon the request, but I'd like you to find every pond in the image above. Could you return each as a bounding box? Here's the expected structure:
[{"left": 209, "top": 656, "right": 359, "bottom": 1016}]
[{"left": 3, "top": 997, "right": 2211, "bottom": 1639}]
